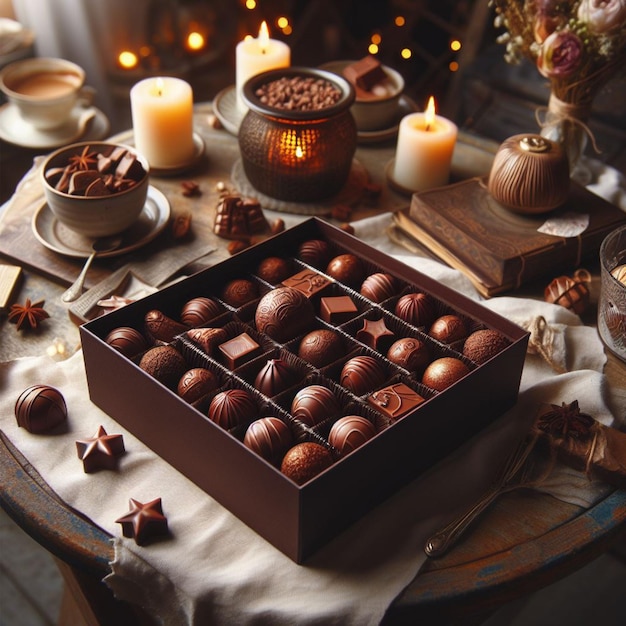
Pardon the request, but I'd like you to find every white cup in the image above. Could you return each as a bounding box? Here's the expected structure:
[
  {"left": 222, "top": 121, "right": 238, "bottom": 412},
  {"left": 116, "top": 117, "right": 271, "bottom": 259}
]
[{"left": 0, "top": 57, "right": 94, "bottom": 130}]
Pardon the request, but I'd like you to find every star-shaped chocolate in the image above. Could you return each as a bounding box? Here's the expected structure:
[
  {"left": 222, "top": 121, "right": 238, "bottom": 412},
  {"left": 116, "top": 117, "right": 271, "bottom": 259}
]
[
  {"left": 115, "top": 497, "right": 169, "bottom": 546},
  {"left": 76, "top": 425, "right": 125, "bottom": 472}
]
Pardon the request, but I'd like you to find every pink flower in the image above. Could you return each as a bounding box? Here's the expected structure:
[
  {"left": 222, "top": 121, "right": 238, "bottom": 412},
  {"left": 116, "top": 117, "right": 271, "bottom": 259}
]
[
  {"left": 537, "top": 30, "right": 583, "bottom": 78},
  {"left": 577, "top": 0, "right": 626, "bottom": 34}
]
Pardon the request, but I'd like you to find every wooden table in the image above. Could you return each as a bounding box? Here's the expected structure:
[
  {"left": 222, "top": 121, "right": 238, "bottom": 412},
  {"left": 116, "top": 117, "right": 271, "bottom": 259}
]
[{"left": 1, "top": 103, "right": 625, "bottom": 625}]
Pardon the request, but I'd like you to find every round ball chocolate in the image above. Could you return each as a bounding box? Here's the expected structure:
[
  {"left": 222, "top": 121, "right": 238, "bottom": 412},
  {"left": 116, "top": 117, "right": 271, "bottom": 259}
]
[
  {"left": 328, "top": 415, "right": 376, "bottom": 456},
  {"left": 177, "top": 368, "right": 219, "bottom": 403},
  {"left": 360, "top": 272, "right": 398, "bottom": 303},
  {"left": 325, "top": 253, "right": 365, "bottom": 288},
  {"left": 422, "top": 357, "right": 470, "bottom": 391},
  {"left": 243, "top": 416, "right": 293, "bottom": 465},
  {"left": 139, "top": 345, "right": 187, "bottom": 390},
  {"left": 256, "top": 257, "right": 292, "bottom": 284},
  {"left": 297, "top": 329, "right": 344, "bottom": 367},
  {"left": 340, "top": 355, "right": 386, "bottom": 396},
  {"left": 386, "top": 337, "right": 431, "bottom": 372},
  {"left": 105, "top": 326, "right": 148, "bottom": 358},
  {"left": 280, "top": 442, "right": 334, "bottom": 485},
  {"left": 291, "top": 385, "right": 340, "bottom": 427},
  {"left": 208, "top": 388, "right": 257, "bottom": 430},
  {"left": 221, "top": 278, "right": 258, "bottom": 308},
  {"left": 429, "top": 314, "right": 467, "bottom": 343},
  {"left": 463, "top": 329, "right": 509, "bottom": 365},
  {"left": 254, "top": 358, "right": 297, "bottom": 397},
  {"left": 394, "top": 292, "right": 436, "bottom": 328},
  {"left": 255, "top": 287, "right": 315, "bottom": 343},
  {"left": 180, "top": 297, "right": 222, "bottom": 327},
  {"left": 15, "top": 384, "right": 67, "bottom": 434},
  {"left": 298, "top": 239, "right": 331, "bottom": 268}
]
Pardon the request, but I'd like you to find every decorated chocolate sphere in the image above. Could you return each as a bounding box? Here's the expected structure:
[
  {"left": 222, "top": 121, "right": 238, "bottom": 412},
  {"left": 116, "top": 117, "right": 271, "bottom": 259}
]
[
  {"left": 422, "top": 357, "right": 469, "bottom": 391},
  {"left": 297, "top": 329, "right": 344, "bottom": 367},
  {"left": 325, "top": 253, "right": 365, "bottom": 288},
  {"left": 298, "top": 239, "right": 331, "bottom": 267},
  {"left": 208, "top": 388, "right": 257, "bottom": 430},
  {"left": 280, "top": 442, "right": 334, "bottom": 485},
  {"left": 105, "top": 326, "right": 148, "bottom": 358},
  {"left": 386, "top": 337, "right": 431, "bottom": 372},
  {"left": 291, "top": 385, "right": 341, "bottom": 427},
  {"left": 180, "top": 297, "right": 222, "bottom": 327},
  {"left": 429, "top": 314, "right": 467, "bottom": 344},
  {"left": 328, "top": 415, "right": 376, "bottom": 456},
  {"left": 254, "top": 358, "right": 298, "bottom": 397},
  {"left": 463, "top": 329, "right": 509, "bottom": 365},
  {"left": 15, "top": 384, "right": 67, "bottom": 433},
  {"left": 255, "top": 287, "right": 315, "bottom": 343},
  {"left": 394, "top": 292, "right": 436, "bottom": 328},
  {"left": 177, "top": 368, "right": 219, "bottom": 403},
  {"left": 256, "top": 256, "right": 292, "bottom": 284},
  {"left": 244, "top": 416, "right": 293, "bottom": 465},
  {"left": 221, "top": 278, "right": 259, "bottom": 308},
  {"left": 340, "top": 355, "right": 386, "bottom": 396},
  {"left": 360, "top": 272, "right": 398, "bottom": 303}
]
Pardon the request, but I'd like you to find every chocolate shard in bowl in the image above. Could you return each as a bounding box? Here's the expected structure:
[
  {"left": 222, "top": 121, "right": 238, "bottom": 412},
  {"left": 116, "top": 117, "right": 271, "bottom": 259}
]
[{"left": 343, "top": 55, "right": 387, "bottom": 91}]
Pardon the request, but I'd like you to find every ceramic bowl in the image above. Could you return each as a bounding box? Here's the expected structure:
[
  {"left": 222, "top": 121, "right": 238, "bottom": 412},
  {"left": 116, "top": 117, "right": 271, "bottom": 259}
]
[
  {"left": 41, "top": 141, "right": 149, "bottom": 237},
  {"left": 320, "top": 60, "right": 404, "bottom": 131}
]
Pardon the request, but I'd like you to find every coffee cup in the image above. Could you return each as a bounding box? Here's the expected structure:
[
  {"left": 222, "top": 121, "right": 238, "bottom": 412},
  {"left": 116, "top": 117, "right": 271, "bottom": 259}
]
[{"left": 0, "top": 57, "right": 94, "bottom": 130}]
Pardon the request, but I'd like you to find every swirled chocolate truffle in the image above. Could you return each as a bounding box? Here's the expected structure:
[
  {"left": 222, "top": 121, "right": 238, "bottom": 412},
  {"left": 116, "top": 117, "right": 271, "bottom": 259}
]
[
  {"left": 394, "top": 292, "right": 436, "bottom": 328},
  {"left": 185, "top": 327, "right": 228, "bottom": 356},
  {"left": 360, "top": 272, "right": 398, "bottom": 303},
  {"left": 340, "top": 355, "right": 386, "bottom": 396},
  {"left": 255, "top": 287, "right": 315, "bottom": 343},
  {"left": 221, "top": 278, "right": 259, "bottom": 308},
  {"left": 298, "top": 239, "right": 331, "bottom": 267},
  {"left": 291, "top": 384, "right": 341, "bottom": 427},
  {"left": 145, "top": 310, "right": 189, "bottom": 343},
  {"left": 208, "top": 388, "right": 257, "bottom": 430},
  {"left": 105, "top": 326, "right": 148, "bottom": 358},
  {"left": 280, "top": 442, "right": 334, "bottom": 485},
  {"left": 325, "top": 253, "right": 365, "bottom": 288},
  {"left": 422, "top": 357, "right": 469, "bottom": 391},
  {"left": 177, "top": 367, "right": 219, "bottom": 403},
  {"left": 328, "top": 415, "right": 376, "bottom": 456},
  {"left": 386, "top": 337, "right": 431, "bottom": 372},
  {"left": 256, "top": 256, "right": 292, "bottom": 284},
  {"left": 244, "top": 416, "right": 293, "bottom": 465},
  {"left": 297, "top": 329, "right": 344, "bottom": 367},
  {"left": 254, "top": 358, "right": 298, "bottom": 396},
  {"left": 15, "top": 384, "right": 67, "bottom": 433},
  {"left": 428, "top": 314, "right": 467, "bottom": 344},
  {"left": 139, "top": 345, "right": 187, "bottom": 390},
  {"left": 180, "top": 297, "right": 222, "bottom": 327},
  {"left": 463, "top": 329, "right": 509, "bottom": 364}
]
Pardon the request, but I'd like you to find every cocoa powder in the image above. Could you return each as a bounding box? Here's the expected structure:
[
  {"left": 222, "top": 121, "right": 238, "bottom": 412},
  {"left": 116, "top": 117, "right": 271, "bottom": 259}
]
[{"left": 254, "top": 76, "right": 342, "bottom": 111}]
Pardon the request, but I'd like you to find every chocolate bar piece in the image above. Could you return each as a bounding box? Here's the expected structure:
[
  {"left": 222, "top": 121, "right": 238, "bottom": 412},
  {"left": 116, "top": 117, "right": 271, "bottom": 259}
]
[
  {"left": 320, "top": 295, "right": 357, "bottom": 324},
  {"left": 218, "top": 332, "right": 261, "bottom": 369},
  {"left": 368, "top": 383, "right": 425, "bottom": 420},
  {"left": 343, "top": 56, "right": 387, "bottom": 91},
  {"left": 282, "top": 269, "right": 331, "bottom": 299}
]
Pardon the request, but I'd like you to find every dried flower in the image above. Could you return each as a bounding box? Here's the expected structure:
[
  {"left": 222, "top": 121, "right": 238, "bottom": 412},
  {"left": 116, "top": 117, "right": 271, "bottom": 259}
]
[
  {"left": 578, "top": 0, "right": 626, "bottom": 33},
  {"left": 537, "top": 30, "right": 584, "bottom": 77}
]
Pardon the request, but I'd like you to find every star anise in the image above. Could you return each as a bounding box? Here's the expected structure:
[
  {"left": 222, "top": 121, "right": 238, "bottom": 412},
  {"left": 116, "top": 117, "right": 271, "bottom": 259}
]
[
  {"left": 536, "top": 400, "right": 595, "bottom": 439},
  {"left": 8, "top": 298, "right": 50, "bottom": 331},
  {"left": 68, "top": 145, "right": 97, "bottom": 171}
]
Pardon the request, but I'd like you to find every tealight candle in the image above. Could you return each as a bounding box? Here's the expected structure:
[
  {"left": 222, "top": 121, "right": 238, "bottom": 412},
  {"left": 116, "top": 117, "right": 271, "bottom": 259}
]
[
  {"left": 392, "top": 97, "right": 458, "bottom": 192},
  {"left": 235, "top": 21, "right": 290, "bottom": 111},
  {"left": 130, "top": 76, "right": 195, "bottom": 169}
]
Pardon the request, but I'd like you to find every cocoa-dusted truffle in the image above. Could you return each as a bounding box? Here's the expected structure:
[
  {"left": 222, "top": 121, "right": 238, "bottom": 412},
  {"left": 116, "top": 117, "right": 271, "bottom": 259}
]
[
  {"left": 280, "top": 442, "right": 334, "bottom": 485},
  {"left": 139, "top": 345, "right": 187, "bottom": 390},
  {"left": 256, "top": 257, "right": 292, "bottom": 284},
  {"left": 76, "top": 425, "right": 125, "bottom": 473},
  {"left": 422, "top": 357, "right": 470, "bottom": 391},
  {"left": 105, "top": 326, "right": 148, "bottom": 358},
  {"left": 340, "top": 355, "right": 386, "bottom": 396},
  {"left": 356, "top": 318, "right": 395, "bottom": 351},
  {"left": 208, "top": 388, "right": 257, "bottom": 429},
  {"left": 429, "top": 314, "right": 467, "bottom": 344},
  {"left": 180, "top": 297, "right": 222, "bottom": 327},
  {"left": 255, "top": 287, "right": 315, "bottom": 343},
  {"left": 394, "top": 292, "right": 436, "bottom": 328},
  {"left": 144, "top": 309, "right": 189, "bottom": 343},
  {"left": 185, "top": 327, "right": 228, "bottom": 355},
  {"left": 297, "top": 328, "right": 344, "bottom": 367},
  {"left": 254, "top": 358, "right": 298, "bottom": 396},
  {"left": 177, "top": 368, "right": 219, "bottom": 403},
  {"left": 243, "top": 416, "right": 293, "bottom": 465},
  {"left": 360, "top": 272, "right": 398, "bottom": 303},
  {"left": 291, "top": 384, "right": 341, "bottom": 427},
  {"left": 298, "top": 239, "right": 331, "bottom": 267},
  {"left": 218, "top": 332, "right": 261, "bottom": 369},
  {"left": 386, "top": 337, "right": 431, "bottom": 372},
  {"left": 15, "top": 384, "right": 67, "bottom": 433},
  {"left": 328, "top": 415, "right": 376, "bottom": 456},
  {"left": 463, "top": 329, "right": 510, "bottom": 364},
  {"left": 368, "top": 383, "right": 425, "bottom": 420},
  {"left": 116, "top": 497, "right": 169, "bottom": 546},
  {"left": 325, "top": 253, "right": 365, "bottom": 288},
  {"left": 221, "top": 278, "right": 259, "bottom": 308}
]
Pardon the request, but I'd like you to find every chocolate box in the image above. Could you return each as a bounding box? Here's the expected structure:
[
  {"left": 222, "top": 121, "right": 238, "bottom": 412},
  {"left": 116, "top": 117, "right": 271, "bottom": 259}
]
[{"left": 80, "top": 218, "right": 529, "bottom": 562}]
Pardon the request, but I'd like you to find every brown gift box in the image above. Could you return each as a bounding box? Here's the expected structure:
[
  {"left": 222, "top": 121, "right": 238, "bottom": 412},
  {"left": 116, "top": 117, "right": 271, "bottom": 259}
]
[{"left": 80, "top": 218, "right": 529, "bottom": 562}]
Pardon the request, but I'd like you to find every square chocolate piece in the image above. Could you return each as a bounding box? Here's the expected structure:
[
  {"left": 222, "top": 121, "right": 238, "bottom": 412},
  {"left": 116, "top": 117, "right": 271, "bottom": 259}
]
[
  {"left": 343, "top": 56, "right": 387, "bottom": 91},
  {"left": 218, "top": 332, "right": 261, "bottom": 369},
  {"left": 320, "top": 295, "right": 358, "bottom": 324},
  {"left": 282, "top": 269, "right": 331, "bottom": 299},
  {"left": 368, "top": 383, "right": 425, "bottom": 420}
]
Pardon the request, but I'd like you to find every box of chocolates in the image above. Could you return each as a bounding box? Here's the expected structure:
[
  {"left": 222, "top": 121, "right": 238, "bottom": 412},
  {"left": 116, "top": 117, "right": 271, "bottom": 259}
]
[{"left": 80, "top": 218, "right": 529, "bottom": 562}]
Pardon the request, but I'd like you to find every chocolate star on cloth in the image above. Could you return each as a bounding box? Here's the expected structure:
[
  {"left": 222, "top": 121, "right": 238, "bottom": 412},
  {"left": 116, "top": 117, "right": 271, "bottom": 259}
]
[
  {"left": 116, "top": 497, "right": 169, "bottom": 546},
  {"left": 76, "top": 425, "right": 125, "bottom": 473}
]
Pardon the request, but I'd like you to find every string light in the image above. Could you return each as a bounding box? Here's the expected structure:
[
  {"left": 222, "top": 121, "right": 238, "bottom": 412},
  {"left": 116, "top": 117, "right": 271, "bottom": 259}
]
[
  {"left": 186, "top": 32, "right": 205, "bottom": 51},
  {"left": 371, "top": 33, "right": 382, "bottom": 45},
  {"left": 118, "top": 50, "right": 138, "bottom": 69},
  {"left": 245, "top": 0, "right": 256, "bottom": 9},
  {"left": 395, "top": 16, "right": 405, "bottom": 27},
  {"left": 401, "top": 48, "right": 412, "bottom": 59},
  {"left": 449, "top": 61, "right": 459, "bottom": 72},
  {"left": 450, "top": 39, "right": 461, "bottom": 51},
  {"left": 368, "top": 43, "right": 379, "bottom": 54}
]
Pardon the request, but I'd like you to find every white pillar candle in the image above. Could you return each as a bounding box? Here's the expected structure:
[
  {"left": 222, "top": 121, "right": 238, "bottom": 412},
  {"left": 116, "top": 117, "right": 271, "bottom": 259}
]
[
  {"left": 392, "top": 97, "right": 458, "bottom": 192},
  {"left": 235, "top": 21, "right": 290, "bottom": 111},
  {"left": 130, "top": 76, "right": 195, "bottom": 169}
]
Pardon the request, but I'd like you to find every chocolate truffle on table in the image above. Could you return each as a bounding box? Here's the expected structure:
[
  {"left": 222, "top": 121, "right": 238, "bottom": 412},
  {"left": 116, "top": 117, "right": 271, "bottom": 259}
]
[
  {"left": 208, "top": 388, "right": 257, "bottom": 430},
  {"left": 291, "top": 384, "right": 341, "bottom": 428},
  {"left": 185, "top": 327, "right": 228, "bottom": 356},
  {"left": 297, "top": 328, "right": 344, "bottom": 367},
  {"left": 139, "top": 345, "right": 187, "bottom": 390},
  {"left": 340, "top": 355, "right": 387, "bottom": 396},
  {"left": 243, "top": 416, "right": 293, "bottom": 465},
  {"left": 254, "top": 358, "right": 298, "bottom": 396},
  {"left": 144, "top": 310, "right": 189, "bottom": 343},
  {"left": 422, "top": 357, "right": 470, "bottom": 392},
  {"left": 368, "top": 383, "right": 425, "bottom": 420},
  {"left": 328, "top": 415, "right": 376, "bottom": 456},
  {"left": 428, "top": 314, "right": 467, "bottom": 344},
  {"left": 320, "top": 295, "right": 358, "bottom": 324},
  {"left": 221, "top": 278, "right": 259, "bottom": 308},
  {"left": 254, "top": 286, "right": 315, "bottom": 343},
  {"left": 280, "top": 442, "right": 334, "bottom": 485},
  {"left": 180, "top": 297, "right": 222, "bottom": 327},
  {"left": 386, "top": 337, "right": 431, "bottom": 372},
  {"left": 177, "top": 368, "right": 219, "bottom": 403},
  {"left": 463, "top": 329, "right": 510, "bottom": 365},
  {"left": 105, "top": 326, "right": 148, "bottom": 358},
  {"left": 394, "top": 292, "right": 436, "bottom": 328},
  {"left": 256, "top": 256, "right": 292, "bottom": 284},
  {"left": 360, "top": 272, "right": 398, "bottom": 303},
  {"left": 325, "top": 253, "right": 365, "bottom": 288},
  {"left": 298, "top": 238, "right": 331, "bottom": 268},
  {"left": 218, "top": 332, "right": 262, "bottom": 369},
  {"left": 356, "top": 318, "right": 395, "bottom": 351},
  {"left": 15, "top": 384, "right": 67, "bottom": 433}
]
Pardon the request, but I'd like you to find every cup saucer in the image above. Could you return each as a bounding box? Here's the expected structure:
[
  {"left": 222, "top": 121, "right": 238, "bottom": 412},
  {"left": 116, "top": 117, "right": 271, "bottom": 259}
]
[{"left": 0, "top": 103, "right": 109, "bottom": 150}]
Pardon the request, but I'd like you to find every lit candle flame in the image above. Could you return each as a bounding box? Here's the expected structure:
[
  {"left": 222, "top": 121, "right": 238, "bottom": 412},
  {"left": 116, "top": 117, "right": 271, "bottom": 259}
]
[
  {"left": 259, "top": 21, "right": 270, "bottom": 54},
  {"left": 155, "top": 77, "right": 164, "bottom": 97},
  {"left": 295, "top": 145, "right": 304, "bottom": 159},
  {"left": 425, "top": 96, "right": 436, "bottom": 131}
]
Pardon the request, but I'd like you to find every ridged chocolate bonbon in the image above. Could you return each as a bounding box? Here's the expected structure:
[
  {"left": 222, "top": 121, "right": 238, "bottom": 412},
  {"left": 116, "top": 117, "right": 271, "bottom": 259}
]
[
  {"left": 340, "top": 355, "right": 386, "bottom": 396},
  {"left": 105, "top": 326, "right": 148, "bottom": 358},
  {"left": 255, "top": 287, "right": 315, "bottom": 343},
  {"left": 254, "top": 358, "right": 298, "bottom": 396},
  {"left": 298, "top": 239, "right": 331, "bottom": 267},
  {"left": 15, "top": 384, "right": 67, "bottom": 433},
  {"left": 291, "top": 384, "right": 341, "bottom": 427},
  {"left": 180, "top": 297, "right": 222, "bottom": 327},
  {"left": 244, "top": 416, "right": 293, "bottom": 465},
  {"left": 328, "top": 415, "right": 376, "bottom": 456},
  {"left": 360, "top": 272, "right": 398, "bottom": 303},
  {"left": 208, "top": 388, "right": 257, "bottom": 429},
  {"left": 394, "top": 292, "right": 436, "bottom": 328}
]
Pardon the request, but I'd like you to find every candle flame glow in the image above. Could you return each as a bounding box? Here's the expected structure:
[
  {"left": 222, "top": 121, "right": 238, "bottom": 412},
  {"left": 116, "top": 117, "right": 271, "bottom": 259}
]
[
  {"left": 259, "top": 21, "right": 270, "bottom": 54},
  {"left": 295, "top": 145, "right": 304, "bottom": 159},
  {"left": 425, "top": 96, "right": 436, "bottom": 131},
  {"left": 155, "top": 77, "right": 164, "bottom": 97}
]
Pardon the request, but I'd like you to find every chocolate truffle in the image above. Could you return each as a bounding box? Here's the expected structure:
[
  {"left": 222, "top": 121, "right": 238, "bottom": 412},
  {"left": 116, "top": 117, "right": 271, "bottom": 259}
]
[
  {"left": 428, "top": 314, "right": 468, "bottom": 344},
  {"left": 297, "top": 329, "right": 344, "bottom": 367},
  {"left": 180, "top": 297, "right": 222, "bottom": 327},
  {"left": 340, "top": 355, "right": 386, "bottom": 396},
  {"left": 422, "top": 357, "right": 470, "bottom": 391},
  {"left": 360, "top": 272, "right": 398, "bottom": 303},
  {"left": 15, "top": 384, "right": 67, "bottom": 433},
  {"left": 255, "top": 287, "right": 315, "bottom": 343},
  {"left": 185, "top": 327, "right": 228, "bottom": 355},
  {"left": 320, "top": 295, "right": 358, "bottom": 324},
  {"left": 368, "top": 383, "right": 425, "bottom": 420},
  {"left": 144, "top": 310, "right": 189, "bottom": 343},
  {"left": 298, "top": 239, "right": 331, "bottom": 267},
  {"left": 105, "top": 326, "right": 148, "bottom": 358},
  {"left": 325, "top": 253, "right": 365, "bottom": 288},
  {"left": 386, "top": 337, "right": 431, "bottom": 372},
  {"left": 221, "top": 278, "right": 259, "bottom": 308},
  {"left": 356, "top": 318, "right": 395, "bottom": 351},
  {"left": 281, "top": 269, "right": 331, "bottom": 298},
  {"left": 394, "top": 292, "right": 436, "bottom": 328},
  {"left": 177, "top": 368, "right": 219, "bottom": 403},
  {"left": 328, "top": 415, "right": 376, "bottom": 456},
  {"left": 280, "top": 442, "right": 334, "bottom": 485},
  {"left": 243, "top": 416, "right": 293, "bottom": 465},
  {"left": 463, "top": 329, "right": 509, "bottom": 365},
  {"left": 254, "top": 358, "right": 298, "bottom": 396},
  {"left": 256, "top": 257, "right": 292, "bottom": 284},
  {"left": 218, "top": 332, "right": 261, "bottom": 369},
  {"left": 76, "top": 425, "right": 125, "bottom": 473},
  {"left": 116, "top": 497, "right": 169, "bottom": 546},
  {"left": 139, "top": 345, "right": 187, "bottom": 390},
  {"left": 208, "top": 388, "right": 257, "bottom": 429},
  {"left": 291, "top": 385, "right": 341, "bottom": 427}
]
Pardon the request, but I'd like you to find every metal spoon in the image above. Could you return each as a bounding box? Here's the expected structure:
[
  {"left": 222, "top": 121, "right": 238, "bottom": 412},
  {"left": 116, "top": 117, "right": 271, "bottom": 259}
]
[{"left": 61, "top": 235, "right": 122, "bottom": 303}]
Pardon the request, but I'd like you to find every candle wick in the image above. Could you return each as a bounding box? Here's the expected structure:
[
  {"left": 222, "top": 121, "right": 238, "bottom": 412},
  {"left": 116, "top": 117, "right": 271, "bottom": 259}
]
[{"left": 425, "top": 122, "right": 431, "bottom": 132}]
